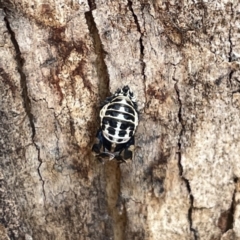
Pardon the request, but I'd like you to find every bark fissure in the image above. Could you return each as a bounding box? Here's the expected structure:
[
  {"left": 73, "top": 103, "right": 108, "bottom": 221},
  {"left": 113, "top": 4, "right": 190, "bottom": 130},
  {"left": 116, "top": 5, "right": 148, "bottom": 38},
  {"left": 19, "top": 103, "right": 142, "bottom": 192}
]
[
  {"left": 225, "top": 181, "right": 236, "bottom": 232},
  {"left": 4, "top": 13, "right": 46, "bottom": 202},
  {"left": 127, "top": 1, "right": 146, "bottom": 102},
  {"left": 228, "top": 3, "right": 233, "bottom": 86},
  {"left": 228, "top": 3, "right": 233, "bottom": 63},
  {"left": 85, "top": 2, "right": 110, "bottom": 101},
  {"left": 85, "top": 4, "right": 126, "bottom": 239},
  {"left": 228, "top": 28, "right": 232, "bottom": 63},
  {"left": 217, "top": 178, "right": 237, "bottom": 233},
  {"left": 3, "top": 14, "right": 35, "bottom": 137},
  {"left": 37, "top": 150, "right": 46, "bottom": 202},
  {"left": 174, "top": 83, "right": 198, "bottom": 240},
  {"left": 127, "top": 1, "right": 144, "bottom": 59}
]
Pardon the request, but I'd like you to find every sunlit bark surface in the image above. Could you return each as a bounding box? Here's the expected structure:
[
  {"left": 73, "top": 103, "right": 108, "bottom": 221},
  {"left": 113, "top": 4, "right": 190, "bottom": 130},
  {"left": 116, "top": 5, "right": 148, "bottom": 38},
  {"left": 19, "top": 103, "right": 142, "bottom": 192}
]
[{"left": 0, "top": 0, "right": 240, "bottom": 239}]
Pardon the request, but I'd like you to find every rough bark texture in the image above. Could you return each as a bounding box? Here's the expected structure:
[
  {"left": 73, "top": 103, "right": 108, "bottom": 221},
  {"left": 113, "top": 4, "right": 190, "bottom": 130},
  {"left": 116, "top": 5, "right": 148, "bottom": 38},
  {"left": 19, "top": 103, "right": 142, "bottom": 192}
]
[{"left": 0, "top": 0, "right": 240, "bottom": 240}]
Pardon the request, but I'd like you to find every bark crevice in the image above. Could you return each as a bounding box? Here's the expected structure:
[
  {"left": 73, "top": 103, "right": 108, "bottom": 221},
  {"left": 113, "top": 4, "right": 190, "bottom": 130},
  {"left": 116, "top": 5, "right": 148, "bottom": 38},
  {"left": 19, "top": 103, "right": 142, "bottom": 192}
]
[
  {"left": 4, "top": 12, "right": 46, "bottom": 202},
  {"left": 229, "top": 178, "right": 238, "bottom": 230},
  {"left": 174, "top": 83, "right": 198, "bottom": 240},
  {"left": 85, "top": 4, "right": 126, "bottom": 239},
  {"left": 228, "top": 3, "right": 233, "bottom": 63},
  {"left": 217, "top": 178, "right": 237, "bottom": 234},
  {"left": 85, "top": 1, "right": 110, "bottom": 101},
  {"left": 228, "top": 28, "right": 233, "bottom": 63},
  {"left": 37, "top": 148, "right": 46, "bottom": 203},
  {"left": 228, "top": 3, "right": 233, "bottom": 87},
  {"left": 3, "top": 13, "right": 35, "bottom": 138},
  {"left": 127, "top": 1, "right": 144, "bottom": 61},
  {"left": 127, "top": 1, "right": 146, "bottom": 104},
  {"left": 224, "top": 180, "right": 236, "bottom": 232}
]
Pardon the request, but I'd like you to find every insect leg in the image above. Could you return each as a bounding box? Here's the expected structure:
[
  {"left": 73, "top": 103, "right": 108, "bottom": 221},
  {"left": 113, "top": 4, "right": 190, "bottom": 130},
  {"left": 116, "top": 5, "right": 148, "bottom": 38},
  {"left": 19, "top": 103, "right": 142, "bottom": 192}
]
[
  {"left": 92, "top": 129, "right": 103, "bottom": 154},
  {"left": 116, "top": 137, "right": 135, "bottom": 163}
]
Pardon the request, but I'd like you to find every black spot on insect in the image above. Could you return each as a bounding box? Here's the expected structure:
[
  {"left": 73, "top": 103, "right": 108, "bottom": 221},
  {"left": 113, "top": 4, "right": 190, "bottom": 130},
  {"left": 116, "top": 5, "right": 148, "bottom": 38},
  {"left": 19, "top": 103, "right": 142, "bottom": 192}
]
[
  {"left": 103, "top": 117, "right": 117, "bottom": 128},
  {"left": 123, "top": 114, "right": 134, "bottom": 121},
  {"left": 124, "top": 106, "right": 134, "bottom": 114},
  {"left": 119, "top": 123, "right": 127, "bottom": 130},
  {"left": 119, "top": 130, "right": 126, "bottom": 137},
  {"left": 109, "top": 119, "right": 118, "bottom": 128},
  {"left": 107, "top": 127, "right": 116, "bottom": 135},
  {"left": 109, "top": 104, "right": 121, "bottom": 110},
  {"left": 106, "top": 110, "right": 119, "bottom": 117},
  {"left": 120, "top": 122, "right": 134, "bottom": 130}
]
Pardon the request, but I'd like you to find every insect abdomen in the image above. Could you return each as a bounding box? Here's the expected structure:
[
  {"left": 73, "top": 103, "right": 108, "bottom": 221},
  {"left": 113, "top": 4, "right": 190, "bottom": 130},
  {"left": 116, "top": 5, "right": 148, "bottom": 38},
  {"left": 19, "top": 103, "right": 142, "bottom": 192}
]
[{"left": 100, "top": 97, "right": 138, "bottom": 144}]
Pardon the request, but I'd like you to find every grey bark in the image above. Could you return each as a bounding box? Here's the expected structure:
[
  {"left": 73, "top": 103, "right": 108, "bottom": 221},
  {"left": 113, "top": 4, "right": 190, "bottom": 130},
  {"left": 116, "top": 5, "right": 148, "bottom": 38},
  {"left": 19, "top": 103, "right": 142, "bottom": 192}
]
[{"left": 0, "top": 0, "right": 240, "bottom": 240}]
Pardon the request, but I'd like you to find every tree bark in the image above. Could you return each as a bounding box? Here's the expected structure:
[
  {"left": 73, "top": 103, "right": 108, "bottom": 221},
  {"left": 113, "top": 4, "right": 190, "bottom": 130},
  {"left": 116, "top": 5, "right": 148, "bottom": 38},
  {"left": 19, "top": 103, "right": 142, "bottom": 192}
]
[{"left": 0, "top": 0, "right": 240, "bottom": 240}]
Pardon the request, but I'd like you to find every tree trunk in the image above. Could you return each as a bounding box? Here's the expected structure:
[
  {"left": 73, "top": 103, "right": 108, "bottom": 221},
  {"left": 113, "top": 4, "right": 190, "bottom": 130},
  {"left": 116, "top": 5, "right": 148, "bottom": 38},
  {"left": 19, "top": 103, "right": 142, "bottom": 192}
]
[{"left": 0, "top": 0, "right": 240, "bottom": 239}]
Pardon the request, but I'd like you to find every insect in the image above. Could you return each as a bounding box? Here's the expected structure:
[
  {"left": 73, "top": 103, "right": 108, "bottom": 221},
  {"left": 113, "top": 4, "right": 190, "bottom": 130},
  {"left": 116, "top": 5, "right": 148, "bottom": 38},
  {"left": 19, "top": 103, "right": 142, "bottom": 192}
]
[{"left": 92, "top": 85, "right": 139, "bottom": 162}]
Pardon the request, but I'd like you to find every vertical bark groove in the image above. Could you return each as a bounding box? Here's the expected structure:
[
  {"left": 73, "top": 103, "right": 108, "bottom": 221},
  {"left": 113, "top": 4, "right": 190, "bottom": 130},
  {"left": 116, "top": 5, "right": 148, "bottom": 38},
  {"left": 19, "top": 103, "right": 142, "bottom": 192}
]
[
  {"left": 3, "top": 12, "right": 46, "bottom": 202},
  {"left": 85, "top": 1, "right": 110, "bottom": 101},
  {"left": 228, "top": 28, "right": 233, "bottom": 63},
  {"left": 228, "top": 3, "right": 233, "bottom": 63},
  {"left": 228, "top": 3, "right": 233, "bottom": 85},
  {"left": 174, "top": 83, "right": 198, "bottom": 240},
  {"left": 3, "top": 13, "right": 34, "bottom": 137},
  {"left": 226, "top": 180, "right": 236, "bottom": 232},
  {"left": 85, "top": 3, "right": 126, "bottom": 240},
  {"left": 127, "top": 0, "right": 146, "bottom": 107},
  {"left": 217, "top": 178, "right": 237, "bottom": 234},
  {"left": 127, "top": 1, "right": 144, "bottom": 59}
]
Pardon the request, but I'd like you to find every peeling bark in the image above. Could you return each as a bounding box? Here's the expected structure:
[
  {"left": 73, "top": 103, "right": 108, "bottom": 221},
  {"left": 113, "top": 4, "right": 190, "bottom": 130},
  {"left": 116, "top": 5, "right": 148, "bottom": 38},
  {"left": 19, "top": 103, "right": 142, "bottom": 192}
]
[{"left": 0, "top": 0, "right": 240, "bottom": 240}]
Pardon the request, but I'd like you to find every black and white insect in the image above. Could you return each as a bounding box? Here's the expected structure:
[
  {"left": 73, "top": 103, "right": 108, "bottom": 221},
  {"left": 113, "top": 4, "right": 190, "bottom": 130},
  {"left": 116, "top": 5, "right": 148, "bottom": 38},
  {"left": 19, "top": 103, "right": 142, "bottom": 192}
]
[{"left": 92, "top": 85, "right": 138, "bottom": 162}]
